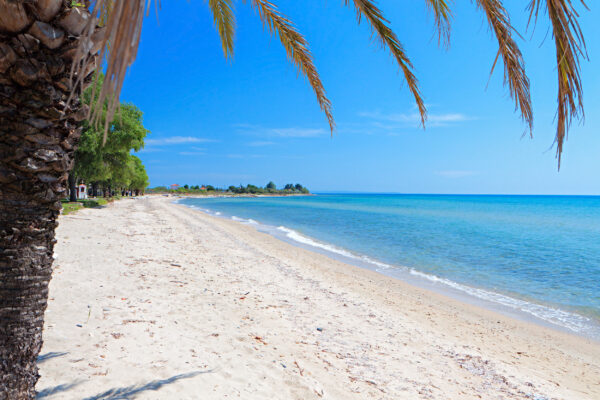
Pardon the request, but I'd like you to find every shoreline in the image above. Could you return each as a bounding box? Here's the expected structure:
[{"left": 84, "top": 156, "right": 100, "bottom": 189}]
[
  {"left": 176, "top": 197, "right": 600, "bottom": 342},
  {"left": 151, "top": 193, "right": 315, "bottom": 198},
  {"left": 38, "top": 196, "right": 600, "bottom": 399}
]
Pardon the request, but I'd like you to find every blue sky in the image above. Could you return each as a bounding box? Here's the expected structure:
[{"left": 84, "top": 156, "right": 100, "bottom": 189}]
[{"left": 121, "top": 1, "right": 599, "bottom": 194}]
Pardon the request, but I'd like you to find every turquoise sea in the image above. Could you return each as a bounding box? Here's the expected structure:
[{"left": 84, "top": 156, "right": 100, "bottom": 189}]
[{"left": 179, "top": 194, "right": 600, "bottom": 339}]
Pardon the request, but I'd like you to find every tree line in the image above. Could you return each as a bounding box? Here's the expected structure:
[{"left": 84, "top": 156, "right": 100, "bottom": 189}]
[
  {"left": 68, "top": 74, "right": 150, "bottom": 201},
  {"left": 148, "top": 181, "right": 310, "bottom": 195}
]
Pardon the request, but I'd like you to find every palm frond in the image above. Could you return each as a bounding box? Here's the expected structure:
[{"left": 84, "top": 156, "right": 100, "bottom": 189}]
[
  {"left": 345, "top": 0, "right": 426, "bottom": 126},
  {"left": 527, "top": 0, "right": 588, "bottom": 169},
  {"left": 74, "top": 0, "right": 146, "bottom": 143},
  {"left": 208, "top": 0, "right": 236, "bottom": 58},
  {"left": 424, "top": 0, "right": 452, "bottom": 48},
  {"left": 474, "top": 0, "right": 532, "bottom": 135},
  {"left": 248, "top": 0, "right": 334, "bottom": 132}
]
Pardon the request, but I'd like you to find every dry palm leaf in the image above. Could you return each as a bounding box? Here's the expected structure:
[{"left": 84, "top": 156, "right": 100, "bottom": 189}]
[
  {"left": 528, "top": 0, "right": 588, "bottom": 168},
  {"left": 424, "top": 0, "right": 453, "bottom": 48},
  {"left": 345, "top": 0, "right": 427, "bottom": 126},
  {"left": 74, "top": 0, "right": 146, "bottom": 143},
  {"left": 247, "top": 0, "right": 335, "bottom": 132},
  {"left": 74, "top": 0, "right": 587, "bottom": 168},
  {"left": 474, "top": 0, "right": 533, "bottom": 135},
  {"left": 209, "top": 0, "right": 236, "bottom": 58}
]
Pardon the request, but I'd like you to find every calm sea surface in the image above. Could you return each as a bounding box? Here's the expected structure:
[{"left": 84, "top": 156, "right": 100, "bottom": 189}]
[{"left": 179, "top": 194, "right": 600, "bottom": 338}]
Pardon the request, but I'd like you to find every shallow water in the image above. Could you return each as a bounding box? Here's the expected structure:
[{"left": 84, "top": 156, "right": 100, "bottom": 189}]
[{"left": 179, "top": 194, "right": 600, "bottom": 339}]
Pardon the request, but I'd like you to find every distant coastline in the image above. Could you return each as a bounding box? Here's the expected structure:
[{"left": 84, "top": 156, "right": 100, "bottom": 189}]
[
  {"left": 159, "top": 193, "right": 314, "bottom": 199},
  {"left": 147, "top": 182, "right": 311, "bottom": 196}
]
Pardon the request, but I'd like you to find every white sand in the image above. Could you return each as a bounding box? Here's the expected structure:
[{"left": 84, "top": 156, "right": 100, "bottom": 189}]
[{"left": 37, "top": 196, "right": 600, "bottom": 399}]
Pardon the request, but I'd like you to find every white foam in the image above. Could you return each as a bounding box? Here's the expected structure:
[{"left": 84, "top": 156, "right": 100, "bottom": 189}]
[
  {"left": 231, "top": 216, "right": 258, "bottom": 225},
  {"left": 276, "top": 226, "right": 394, "bottom": 270},
  {"left": 407, "top": 269, "right": 593, "bottom": 334},
  {"left": 276, "top": 226, "right": 359, "bottom": 260},
  {"left": 276, "top": 226, "right": 594, "bottom": 336},
  {"left": 360, "top": 255, "right": 393, "bottom": 270}
]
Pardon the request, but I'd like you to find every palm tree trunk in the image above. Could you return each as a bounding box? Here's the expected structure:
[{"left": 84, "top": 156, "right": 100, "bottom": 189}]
[
  {"left": 0, "top": 191, "right": 61, "bottom": 398},
  {"left": 0, "top": 1, "right": 100, "bottom": 397},
  {"left": 68, "top": 173, "right": 77, "bottom": 202}
]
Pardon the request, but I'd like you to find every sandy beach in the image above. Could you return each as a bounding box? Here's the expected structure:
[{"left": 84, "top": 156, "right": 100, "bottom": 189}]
[{"left": 36, "top": 196, "right": 600, "bottom": 399}]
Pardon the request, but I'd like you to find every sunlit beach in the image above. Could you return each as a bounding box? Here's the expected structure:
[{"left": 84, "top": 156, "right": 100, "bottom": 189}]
[{"left": 1, "top": 1, "right": 598, "bottom": 399}]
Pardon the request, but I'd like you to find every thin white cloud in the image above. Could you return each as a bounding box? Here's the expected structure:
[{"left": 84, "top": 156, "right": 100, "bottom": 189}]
[
  {"left": 270, "top": 128, "right": 326, "bottom": 137},
  {"left": 435, "top": 170, "right": 477, "bottom": 178},
  {"left": 234, "top": 124, "right": 326, "bottom": 138},
  {"left": 146, "top": 136, "right": 215, "bottom": 145},
  {"left": 137, "top": 147, "right": 164, "bottom": 153},
  {"left": 359, "top": 111, "right": 472, "bottom": 128},
  {"left": 430, "top": 114, "right": 469, "bottom": 123},
  {"left": 247, "top": 141, "right": 275, "bottom": 147},
  {"left": 179, "top": 151, "right": 206, "bottom": 156}
]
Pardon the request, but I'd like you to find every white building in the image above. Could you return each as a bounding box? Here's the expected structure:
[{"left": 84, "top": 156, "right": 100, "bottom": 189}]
[{"left": 77, "top": 183, "right": 88, "bottom": 200}]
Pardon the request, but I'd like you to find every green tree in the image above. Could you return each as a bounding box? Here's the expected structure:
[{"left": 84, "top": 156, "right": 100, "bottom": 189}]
[
  {"left": 0, "top": 0, "right": 589, "bottom": 396},
  {"left": 70, "top": 74, "right": 111, "bottom": 197},
  {"left": 72, "top": 75, "right": 149, "bottom": 197},
  {"left": 100, "top": 102, "right": 147, "bottom": 196},
  {"left": 128, "top": 155, "right": 149, "bottom": 195},
  {"left": 246, "top": 184, "right": 262, "bottom": 194},
  {"left": 266, "top": 181, "right": 277, "bottom": 190}
]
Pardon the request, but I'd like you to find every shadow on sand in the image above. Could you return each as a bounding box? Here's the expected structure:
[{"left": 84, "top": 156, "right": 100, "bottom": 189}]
[
  {"left": 37, "top": 352, "right": 69, "bottom": 364},
  {"left": 36, "top": 352, "right": 81, "bottom": 398},
  {"left": 82, "top": 370, "right": 211, "bottom": 400},
  {"left": 36, "top": 371, "right": 209, "bottom": 400},
  {"left": 36, "top": 381, "right": 84, "bottom": 399}
]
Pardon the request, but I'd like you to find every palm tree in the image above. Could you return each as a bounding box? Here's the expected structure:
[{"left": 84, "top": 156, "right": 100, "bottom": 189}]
[{"left": 0, "top": 0, "right": 587, "bottom": 397}]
